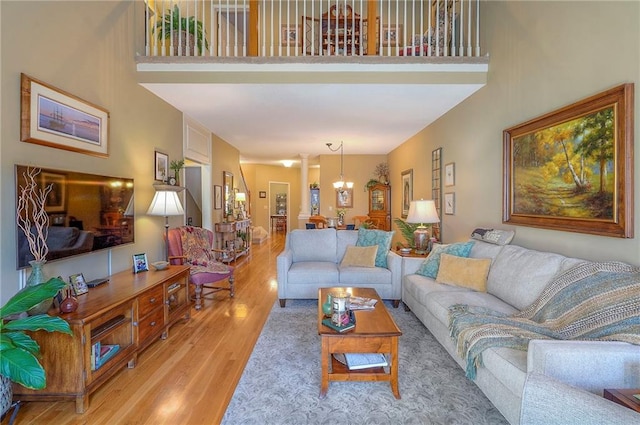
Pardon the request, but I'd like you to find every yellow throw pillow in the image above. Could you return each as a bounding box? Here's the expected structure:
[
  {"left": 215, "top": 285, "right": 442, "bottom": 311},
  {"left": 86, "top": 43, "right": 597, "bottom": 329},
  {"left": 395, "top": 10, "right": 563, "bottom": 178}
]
[
  {"left": 340, "top": 245, "right": 378, "bottom": 268},
  {"left": 435, "top": 253, "right": 491, "bottom": 292}
]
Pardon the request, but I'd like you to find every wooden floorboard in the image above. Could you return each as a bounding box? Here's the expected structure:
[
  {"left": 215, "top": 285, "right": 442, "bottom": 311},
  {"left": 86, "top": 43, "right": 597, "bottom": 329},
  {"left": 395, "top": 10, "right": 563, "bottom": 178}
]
[{"left": 4, "top": 231, "right": 286, "bottom": 425}]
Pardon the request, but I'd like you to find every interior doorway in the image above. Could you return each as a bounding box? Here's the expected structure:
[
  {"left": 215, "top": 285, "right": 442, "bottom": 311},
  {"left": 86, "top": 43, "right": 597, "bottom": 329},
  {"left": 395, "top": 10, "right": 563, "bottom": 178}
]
[
  {"left": 214, "top": 5, "right": 250, "bottom": 56},
  {"left": 184, "top": 166, "right": 202, "bottom": 228},
  {"left": 269, "top": 181, "right": 289, "bottom": 234}
]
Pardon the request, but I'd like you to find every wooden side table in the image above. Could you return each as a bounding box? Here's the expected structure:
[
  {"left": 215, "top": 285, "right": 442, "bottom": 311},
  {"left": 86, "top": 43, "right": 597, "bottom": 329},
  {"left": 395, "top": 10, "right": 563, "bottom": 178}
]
[{"left": 603, "top": 388, "right": 640, "bottom": 413}]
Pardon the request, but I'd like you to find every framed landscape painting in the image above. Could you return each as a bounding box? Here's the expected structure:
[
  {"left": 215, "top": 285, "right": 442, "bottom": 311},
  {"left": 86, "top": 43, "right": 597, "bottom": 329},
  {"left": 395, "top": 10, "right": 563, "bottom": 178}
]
[
  {"left": 21, "top": 73, "right": 109, "bottom": 157},
  {"left": 503, "top": 83, "right": 634, "bottom": 238}
]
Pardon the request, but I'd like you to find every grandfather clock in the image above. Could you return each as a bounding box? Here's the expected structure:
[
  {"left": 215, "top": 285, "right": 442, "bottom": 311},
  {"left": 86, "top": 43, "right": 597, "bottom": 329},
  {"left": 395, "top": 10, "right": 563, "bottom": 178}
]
[{"left": 368, "top": 183, "right": 391, "bottom": 231}]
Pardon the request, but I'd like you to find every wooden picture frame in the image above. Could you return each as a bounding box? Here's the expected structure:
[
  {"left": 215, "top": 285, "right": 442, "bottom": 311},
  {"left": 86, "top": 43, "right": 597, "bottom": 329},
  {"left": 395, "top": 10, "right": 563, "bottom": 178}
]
[
  {"left": 382, "top": 24, "right": 402, "bottom": 47},
  {"left": 503, "top": 83, "right": 634, "bottom": 238},
  {"left": 20, "top": 73, "right": 109, "bottom": 157},
  {"left": 336, "top": 188, "right": 353, "bottom": 208},
  {"left": 214, "top": 185, "right": 223, "bottom": 210},
  {"left": 42, "top": 171, "right": 66, "bottom": 213},
  {"left": 444, "top": 193, "right": 455, "bottom": 215},
  {"left": 445, "top": 162, "right": 455, "bottom": 186},
  {"left": 69, "top": 273, "right": 89, "bottom": 296},
  {"left": 401, "top": 169, "right": 413, "bottom": 218},
  {"left": 132, "top": 253, "right": 149, "bottom": 273},
  {"left": 155, "top": 151, "right": 168, "bottom": 182},
  {"left": 281, "top": 24, "right": 301, "bottom": 47},
  {"left": 259, "top": 191, "right": 267, "bottom": 198}
]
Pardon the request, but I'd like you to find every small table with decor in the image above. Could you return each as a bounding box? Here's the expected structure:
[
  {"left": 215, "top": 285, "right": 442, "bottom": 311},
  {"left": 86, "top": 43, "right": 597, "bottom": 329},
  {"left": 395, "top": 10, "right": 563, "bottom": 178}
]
[
  {"left": 318, "top": 287, "right": 402, "bottom": 399},
  {"left": 603, "top": 388, "right": 640, "bottom": 413}
]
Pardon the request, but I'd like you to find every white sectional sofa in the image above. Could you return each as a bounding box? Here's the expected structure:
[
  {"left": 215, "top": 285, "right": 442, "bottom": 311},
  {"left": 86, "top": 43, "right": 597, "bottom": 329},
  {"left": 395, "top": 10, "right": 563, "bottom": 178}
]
[
  {"left": 276, "top": 228, "right": 401, "bottom": 307},
  {"left": 402, "top": 238, "right": 640, "bottom": 425}
]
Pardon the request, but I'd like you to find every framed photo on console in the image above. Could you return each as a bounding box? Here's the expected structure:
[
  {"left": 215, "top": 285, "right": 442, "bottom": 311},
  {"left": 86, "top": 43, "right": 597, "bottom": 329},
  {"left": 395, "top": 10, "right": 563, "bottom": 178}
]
[
  {"left": 69, "top": 273, "right": 89, "bottom": 296},
  {"left": 133, "top": 253, "right": 149, "bottom": 273}
]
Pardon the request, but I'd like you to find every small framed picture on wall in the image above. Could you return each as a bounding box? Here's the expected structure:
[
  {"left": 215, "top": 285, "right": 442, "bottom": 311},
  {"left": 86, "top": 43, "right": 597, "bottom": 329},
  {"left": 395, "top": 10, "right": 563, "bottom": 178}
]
[{"left": 445, "top": 193, "right": 455, "bottom": 215}]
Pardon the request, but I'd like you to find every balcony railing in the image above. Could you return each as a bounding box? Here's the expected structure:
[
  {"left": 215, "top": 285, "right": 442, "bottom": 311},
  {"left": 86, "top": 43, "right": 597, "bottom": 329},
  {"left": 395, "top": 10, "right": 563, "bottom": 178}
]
[{"left": 144, "top": 0, "right": 481, "bottom": 58}]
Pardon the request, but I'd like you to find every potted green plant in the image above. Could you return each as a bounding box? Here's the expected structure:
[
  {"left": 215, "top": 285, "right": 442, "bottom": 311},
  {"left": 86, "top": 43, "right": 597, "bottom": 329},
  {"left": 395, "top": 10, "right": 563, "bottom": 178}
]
[
  {"left": 393, "top": 217, "right": 419, "bottom": 248},
  {"left": 154, "top": 5, "right": 209, "bottom": 56},
  {"left": 169, "top": 158, "right": 185, "bottom": 186},
  {"left": 0, "top": 277, "right": 71, "bottom": 416}
]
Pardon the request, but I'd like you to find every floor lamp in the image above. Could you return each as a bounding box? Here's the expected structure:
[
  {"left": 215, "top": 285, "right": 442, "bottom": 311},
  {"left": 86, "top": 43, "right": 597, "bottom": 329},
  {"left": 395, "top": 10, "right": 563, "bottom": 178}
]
[
  {"left": 406, "top": 199, "right": 440, "bottom": 254},
  {"left": 147, "top": 186, "right": 185, "bottom": 261}
]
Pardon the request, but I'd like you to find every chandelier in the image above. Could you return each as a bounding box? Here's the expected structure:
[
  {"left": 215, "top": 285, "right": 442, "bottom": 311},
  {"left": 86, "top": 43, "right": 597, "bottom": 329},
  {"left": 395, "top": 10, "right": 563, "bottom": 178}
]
[{"left": 326, "top": 141, "right": 353, "bottom": 193}]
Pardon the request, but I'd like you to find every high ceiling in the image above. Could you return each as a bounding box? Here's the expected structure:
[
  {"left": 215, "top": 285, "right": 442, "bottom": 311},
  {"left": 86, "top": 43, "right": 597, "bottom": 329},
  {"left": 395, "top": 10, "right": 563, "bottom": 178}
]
[{"left": 139, "top": 61, "right": 487, "bottom": 166}]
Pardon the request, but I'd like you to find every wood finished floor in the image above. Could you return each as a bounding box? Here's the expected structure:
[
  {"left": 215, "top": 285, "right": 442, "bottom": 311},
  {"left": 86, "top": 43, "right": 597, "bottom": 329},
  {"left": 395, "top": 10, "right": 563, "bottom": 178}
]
[{"left": 5, "top": 231, "right": 286, "bottom": 425}]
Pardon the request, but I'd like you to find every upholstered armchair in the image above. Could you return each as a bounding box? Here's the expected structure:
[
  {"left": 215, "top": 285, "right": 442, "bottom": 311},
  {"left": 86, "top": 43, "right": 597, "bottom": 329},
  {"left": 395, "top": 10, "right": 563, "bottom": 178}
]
[{"left": 167, "top": 226, "right": 234, "bottom": 310}]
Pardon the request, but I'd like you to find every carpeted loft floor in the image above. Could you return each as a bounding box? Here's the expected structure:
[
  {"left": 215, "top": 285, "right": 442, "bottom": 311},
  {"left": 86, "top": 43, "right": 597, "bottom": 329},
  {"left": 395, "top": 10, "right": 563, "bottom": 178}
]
[{"left": 222, "top": 300, "right": 508, "bottom": 425}]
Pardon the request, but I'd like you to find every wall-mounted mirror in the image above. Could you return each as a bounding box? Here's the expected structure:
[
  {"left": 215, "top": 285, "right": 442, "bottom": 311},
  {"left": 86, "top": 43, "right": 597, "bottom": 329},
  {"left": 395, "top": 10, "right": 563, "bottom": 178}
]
[{"left": 223, "top": 171, "right": 234, "bottom": 216}]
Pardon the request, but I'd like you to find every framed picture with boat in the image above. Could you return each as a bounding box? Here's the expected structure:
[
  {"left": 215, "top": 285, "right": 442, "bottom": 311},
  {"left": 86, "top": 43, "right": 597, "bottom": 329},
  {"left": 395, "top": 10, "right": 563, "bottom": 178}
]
[{"left": 20, "top": 73, "right": 110, "bottom": 157}]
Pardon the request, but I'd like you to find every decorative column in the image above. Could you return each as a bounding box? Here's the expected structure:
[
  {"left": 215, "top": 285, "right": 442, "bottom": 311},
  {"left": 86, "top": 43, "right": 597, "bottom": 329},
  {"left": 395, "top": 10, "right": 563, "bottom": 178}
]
[{"left": 298, "top": 154, "right": 310, "bottom": 224}]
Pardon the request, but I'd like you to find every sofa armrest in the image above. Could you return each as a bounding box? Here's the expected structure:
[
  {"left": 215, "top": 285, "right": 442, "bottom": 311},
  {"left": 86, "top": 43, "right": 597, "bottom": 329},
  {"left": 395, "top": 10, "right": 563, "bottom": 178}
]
[
  {"left": 276, "top": 250, "right": 293, "bottom": 300},
  {"left": 402, "top": 256, "right": 425, "bottom": 277},
  {"left": 385, "top": 251, "right": 402, "bottom": 300},
  {"left": 527, "top": 339, "right": 640, "bottom": 393},
  {"left": 520, "top": 373, "right": 640, "bottom": 425}
]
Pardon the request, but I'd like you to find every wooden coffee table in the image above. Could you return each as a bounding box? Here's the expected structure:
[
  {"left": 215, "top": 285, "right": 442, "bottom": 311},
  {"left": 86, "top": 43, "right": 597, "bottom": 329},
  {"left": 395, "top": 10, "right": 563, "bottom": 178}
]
[
  {"left": 318, "top": 287, "right": 402, "bottom": 399},
  {"left": 603, "top": 388, "right": 640, "bottom": 413}
]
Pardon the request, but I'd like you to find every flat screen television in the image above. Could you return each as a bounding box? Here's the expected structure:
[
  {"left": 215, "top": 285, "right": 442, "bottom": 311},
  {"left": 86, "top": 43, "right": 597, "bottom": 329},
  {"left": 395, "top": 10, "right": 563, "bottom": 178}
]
[{"left": 15, "top": 165, "right": 134, "bottom": 269}]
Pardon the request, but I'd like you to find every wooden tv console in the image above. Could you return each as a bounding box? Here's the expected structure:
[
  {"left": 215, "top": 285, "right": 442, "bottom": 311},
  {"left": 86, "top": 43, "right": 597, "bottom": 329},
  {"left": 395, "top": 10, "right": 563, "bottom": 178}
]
[{"left": 13, "top": 265, "right": 191, "bottom": 413}]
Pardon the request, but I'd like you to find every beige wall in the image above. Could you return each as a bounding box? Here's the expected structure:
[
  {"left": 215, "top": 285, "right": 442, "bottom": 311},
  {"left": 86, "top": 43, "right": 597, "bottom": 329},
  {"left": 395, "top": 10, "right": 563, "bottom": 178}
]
[
  {"left": 319, "top": 154, "right": 387, "bottom": 224},
  {"left": 389, "top": 0, "right": 640, "bottom": 264},
  {"left": 0, "top": 1, "right": 186, "bottom": 303}
]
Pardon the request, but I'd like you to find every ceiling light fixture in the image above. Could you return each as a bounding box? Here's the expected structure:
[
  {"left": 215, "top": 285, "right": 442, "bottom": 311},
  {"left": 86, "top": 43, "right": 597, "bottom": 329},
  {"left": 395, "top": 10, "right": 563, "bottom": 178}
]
[
  {"left": 326, "top": 141, "right": 353, "bottom": 193},
  {"left": 282, "top": 160, "right": 294, "bottom": 167}
]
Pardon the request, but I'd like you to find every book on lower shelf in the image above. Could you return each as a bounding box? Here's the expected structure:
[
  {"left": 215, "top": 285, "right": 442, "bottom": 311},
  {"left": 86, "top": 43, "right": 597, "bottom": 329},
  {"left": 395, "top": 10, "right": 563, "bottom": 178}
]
[
  {"left": 344, "top": 353, "right": 388, "bottom": 370},
  {"left": 91, "top": 342, "right": 121, "bottom": 370}
]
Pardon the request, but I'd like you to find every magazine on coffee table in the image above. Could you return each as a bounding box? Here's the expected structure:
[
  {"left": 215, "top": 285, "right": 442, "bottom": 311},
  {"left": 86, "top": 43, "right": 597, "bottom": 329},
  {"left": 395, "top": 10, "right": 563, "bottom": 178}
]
[
  {"left": 348, "top": 296, "right": 377, "bottom": 310},
  {"left": 344, "top": 353, "right": 388, "bottom": 370}
]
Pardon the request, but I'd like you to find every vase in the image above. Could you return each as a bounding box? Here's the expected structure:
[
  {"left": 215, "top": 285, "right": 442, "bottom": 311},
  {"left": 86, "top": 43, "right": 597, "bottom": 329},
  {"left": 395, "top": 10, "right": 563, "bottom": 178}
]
[
  {"left": 322, "top": 294, "right": 333, "bottom": 316},
  {"left": 26, "top": 260, "right": 53, "bottom": 315},
  {"left": 60, "top": 289, "right": 78, "bottom": 313}
]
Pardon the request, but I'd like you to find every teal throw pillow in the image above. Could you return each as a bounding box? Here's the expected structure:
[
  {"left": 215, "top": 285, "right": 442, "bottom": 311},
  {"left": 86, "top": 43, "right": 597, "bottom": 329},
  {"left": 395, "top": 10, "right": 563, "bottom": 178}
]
[
  {"left": 415, "top": 241, "right": 475, "bottom": 279},
  {"left": 356, "top": 228, "right": 394, "bottom": 268}
]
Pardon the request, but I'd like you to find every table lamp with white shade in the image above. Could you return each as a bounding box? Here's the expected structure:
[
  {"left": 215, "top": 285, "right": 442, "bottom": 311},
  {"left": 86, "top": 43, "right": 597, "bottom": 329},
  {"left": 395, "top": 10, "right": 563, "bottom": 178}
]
[
  {"left": 406, "top": 199, "right": 440, "bottom": 254},
  {"left": 147, "top": 185, "right": 185, "bottom": 261}
]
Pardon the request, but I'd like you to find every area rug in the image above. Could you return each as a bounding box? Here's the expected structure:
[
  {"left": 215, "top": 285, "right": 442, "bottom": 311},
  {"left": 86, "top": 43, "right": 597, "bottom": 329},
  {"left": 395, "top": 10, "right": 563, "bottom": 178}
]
[{"left": 222, "top": 300, "right": 507, "bottom": 425}]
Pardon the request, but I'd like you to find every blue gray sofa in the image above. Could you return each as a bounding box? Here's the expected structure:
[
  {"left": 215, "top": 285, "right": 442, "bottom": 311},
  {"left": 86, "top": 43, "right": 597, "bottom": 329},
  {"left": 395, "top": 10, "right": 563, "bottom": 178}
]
[
  {"left": 402, "top": 239, "right": 640, "bottom": 424},
  {"left": 276, "top": 228, "right": 401, "bottom": 307}
]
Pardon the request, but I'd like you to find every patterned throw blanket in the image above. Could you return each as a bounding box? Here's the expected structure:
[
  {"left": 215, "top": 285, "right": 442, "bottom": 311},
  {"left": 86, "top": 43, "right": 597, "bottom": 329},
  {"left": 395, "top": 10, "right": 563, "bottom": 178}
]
[
  {"left": 448, "top": 261, "right": 640, "bottom": 380},
  {"left": 179, "top": 226, "right": 230, "bottom": 275}
]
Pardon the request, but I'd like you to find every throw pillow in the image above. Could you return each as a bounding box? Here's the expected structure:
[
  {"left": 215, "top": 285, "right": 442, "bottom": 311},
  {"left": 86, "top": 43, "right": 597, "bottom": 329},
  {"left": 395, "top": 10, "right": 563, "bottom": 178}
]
[
  {"left": 436, "top": 253, "right": 491, "bottom": 292},
  {"left": 356, "top": 228, "right": 395, "bottom": 268},
  {"left": 340, "top": 245, "right": 378, "bottom": 268},
  {"left": 470, "top": 228, "right": 515, "bottom": 246},
  {"left": 415, "top": 241, "right": 475, "bottom": 279}
]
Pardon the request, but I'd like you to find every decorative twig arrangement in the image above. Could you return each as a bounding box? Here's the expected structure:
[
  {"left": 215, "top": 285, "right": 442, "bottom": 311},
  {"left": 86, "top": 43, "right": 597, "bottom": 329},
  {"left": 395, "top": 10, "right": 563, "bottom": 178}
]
[{"left": 16, "top": 167, "right": 52, "bottom": 262}]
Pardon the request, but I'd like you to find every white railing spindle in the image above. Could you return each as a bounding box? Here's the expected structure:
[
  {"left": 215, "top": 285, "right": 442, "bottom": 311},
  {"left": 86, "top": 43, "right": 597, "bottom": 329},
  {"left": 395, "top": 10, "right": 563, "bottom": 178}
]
[{"left": 144, "top": 0, "right": 480, "bottom": 59}]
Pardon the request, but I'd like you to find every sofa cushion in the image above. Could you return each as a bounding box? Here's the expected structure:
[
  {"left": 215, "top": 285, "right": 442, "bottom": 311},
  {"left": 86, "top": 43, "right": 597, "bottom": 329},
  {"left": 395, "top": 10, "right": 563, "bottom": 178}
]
[
  {"left": 289, "top": 229, "right": 337, "bottom": 263},
  {"left": 339, "top": 266, "right": 391, "bottom": 285},
  {"left": 469, "top": 239, "right": 504, "bottom": 263},
  {"left": 436, "top": 254, "right": 491, "bottom": 292},
  {"left": 336, "top": 230, "right": 359, "bottom": 262},
  {"left": 482, "top": 347, "right": 528, "bottom": 395},
  {"left": 356, "top": 228, "right": 394, "bottom": 268},
  {"left": 340, "top": 245, "right": 378, "bottom": 268},
  {"left": 427, "top": 290, "right": 518, "bottom": 329},
  {"left": 487, "top": 245, "right": 566, "bottom": 310},
  {"left": 416, "top": 241, "right": 475, "bottom": 279},
  {"left": 287, "top": 261, "right": 339, "bottom": 285},
  {"left": 404, "top": 274, "right": 470, "bottom": 307}
]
